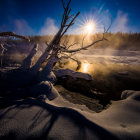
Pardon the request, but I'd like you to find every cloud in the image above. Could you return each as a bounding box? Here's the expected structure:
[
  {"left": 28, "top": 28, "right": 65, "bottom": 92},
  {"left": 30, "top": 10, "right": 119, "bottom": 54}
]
[
  {"left": 14, "top": 19, "right": 34, "bottom": 35},
  {"left": 39, "top": 18, "right": 59, "bottom": 35},
  {"left": 112, "top": 11, "right": 129, "bottom": 32}
]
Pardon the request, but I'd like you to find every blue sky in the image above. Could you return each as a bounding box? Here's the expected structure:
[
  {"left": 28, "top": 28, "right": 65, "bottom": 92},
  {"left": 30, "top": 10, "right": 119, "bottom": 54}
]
[{"left": 0, "top": 0, "right": 140, "bottom": 35}]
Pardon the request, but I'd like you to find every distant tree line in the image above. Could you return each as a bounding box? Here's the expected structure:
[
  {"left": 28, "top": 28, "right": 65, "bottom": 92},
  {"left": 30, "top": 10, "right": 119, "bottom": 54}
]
[{"left": 1, "top": 32, "right": 140, "bottom": 51}]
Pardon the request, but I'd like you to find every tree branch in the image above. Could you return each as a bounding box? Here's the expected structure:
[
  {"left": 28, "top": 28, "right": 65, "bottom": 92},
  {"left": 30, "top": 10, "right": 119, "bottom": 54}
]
[
  {"left": 60, "top": 12, "right": 80, "bottom": 38},
  {"left": 0, "top": 32, "right": 30, "bottom": 41},
  {"left": 61, "top": 38, "right": 105, "bottom": 53},
  {"left": 61, "top": 19, "right": 112, "bottom": 53},
  {"left": 60, "top": 54, "right": 81, "bottom": 70}
]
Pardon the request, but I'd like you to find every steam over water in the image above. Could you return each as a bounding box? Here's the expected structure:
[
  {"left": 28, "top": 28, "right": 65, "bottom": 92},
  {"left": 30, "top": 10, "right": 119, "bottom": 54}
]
[{"left": 75, "top": 49, "right": 140, "bottom": 65}]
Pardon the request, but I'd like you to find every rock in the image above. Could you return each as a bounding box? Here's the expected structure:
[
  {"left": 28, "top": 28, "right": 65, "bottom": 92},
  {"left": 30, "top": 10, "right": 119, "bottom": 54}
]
[
  {"left": 29, "top": 81, "right": 58, "bottom": 100},
  {"left": 54, "top": 68, "right": 93, "bottom": 81},
  {"left": 121, "top": 90, "right": 140, "bottom": 100},
  {"left": 54, "top": 69, "right": 95, "bottom": 99}
]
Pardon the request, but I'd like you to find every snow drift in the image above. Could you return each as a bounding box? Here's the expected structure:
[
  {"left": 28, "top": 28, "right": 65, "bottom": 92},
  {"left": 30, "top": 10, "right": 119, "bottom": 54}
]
[{"left": 0, "top": 90, "right": 140, "bottom": 139}]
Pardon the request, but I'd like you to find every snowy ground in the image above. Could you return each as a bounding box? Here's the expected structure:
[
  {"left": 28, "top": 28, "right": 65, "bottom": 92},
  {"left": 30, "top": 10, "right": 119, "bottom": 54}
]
[{"left": 0, "top": 90, "right": 140, "bottom": 139}]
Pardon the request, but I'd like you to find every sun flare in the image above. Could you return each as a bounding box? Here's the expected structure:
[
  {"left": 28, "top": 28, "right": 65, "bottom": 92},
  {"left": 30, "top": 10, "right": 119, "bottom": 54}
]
[
  {"left": 74, "top": 15, "right": 103, "bottom": 35},
  {"left": 83, "top": 21, "right": 96, "bottom": 34}
]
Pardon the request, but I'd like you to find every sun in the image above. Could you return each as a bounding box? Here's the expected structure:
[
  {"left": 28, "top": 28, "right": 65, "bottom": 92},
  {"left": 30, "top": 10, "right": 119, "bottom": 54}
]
[
  {"left": 83, "top": 21, "right": 96, "bottom": 34},
  {"left": 72, "top": 14, "right": 103, "bottom": 35}
]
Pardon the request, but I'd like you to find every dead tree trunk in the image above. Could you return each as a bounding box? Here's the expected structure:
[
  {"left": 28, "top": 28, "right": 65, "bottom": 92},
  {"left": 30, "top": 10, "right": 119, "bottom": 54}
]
[
  {"left": 30, "top": 28, "right": 64, "bottom": 75},
  {"left": 39, "top": 55, "right": 59, "bottom": 81},
  {"left": 21, "top": 44, "right": 39, "bottom": 69}
]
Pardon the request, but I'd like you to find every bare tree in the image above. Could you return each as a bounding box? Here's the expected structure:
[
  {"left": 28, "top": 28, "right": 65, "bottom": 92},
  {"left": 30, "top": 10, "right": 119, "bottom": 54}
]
[
  {"left": 0, "top": 0, "right": 110, "bottom": 86},
  {"left": 23, "top": 0, "right": 110, "bottom": 81}
]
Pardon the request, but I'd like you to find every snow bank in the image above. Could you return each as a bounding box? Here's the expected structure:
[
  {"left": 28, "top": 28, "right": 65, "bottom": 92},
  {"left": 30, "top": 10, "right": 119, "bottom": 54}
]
[
  {"left": 29, "top": 81, "right": 58, "bottom": 100},
  {"left": 121, "top": 90, "right": 140, "bottom": 100},
  {"left": 0, "top": 90, "right": 140, "bottom": 139}
]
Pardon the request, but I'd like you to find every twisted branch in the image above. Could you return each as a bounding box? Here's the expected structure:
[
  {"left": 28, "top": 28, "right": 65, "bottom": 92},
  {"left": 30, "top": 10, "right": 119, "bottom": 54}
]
[{"left": 0, "top": 32, "right": 30, "bottom": 42}]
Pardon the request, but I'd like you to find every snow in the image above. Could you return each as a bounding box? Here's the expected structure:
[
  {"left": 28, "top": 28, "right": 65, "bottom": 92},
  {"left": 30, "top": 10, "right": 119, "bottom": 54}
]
[
  {"left": 29, "top": 81, "right": 58, "bottom": 100},
  {"left": 46, "top": 90, "right": 140, "bottom": 139},
  {"left": 121, "top": 90, "right": 140, "bottom": 100},
  {"left": 0, "top": 90, "right": 140, "bottom": 139}
]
